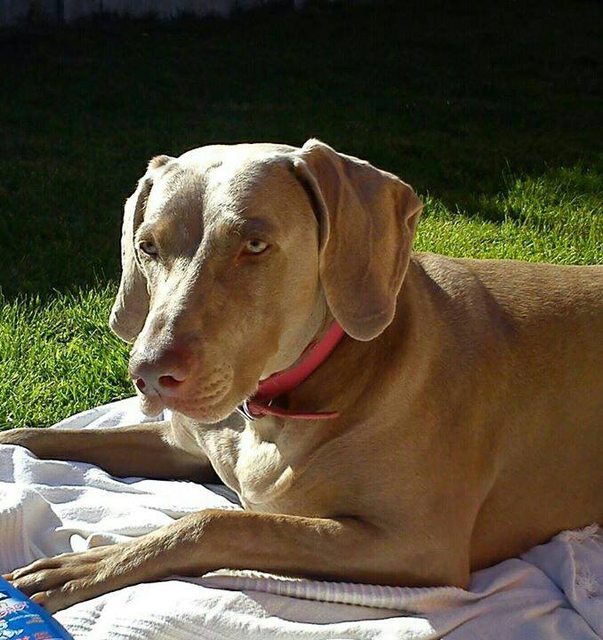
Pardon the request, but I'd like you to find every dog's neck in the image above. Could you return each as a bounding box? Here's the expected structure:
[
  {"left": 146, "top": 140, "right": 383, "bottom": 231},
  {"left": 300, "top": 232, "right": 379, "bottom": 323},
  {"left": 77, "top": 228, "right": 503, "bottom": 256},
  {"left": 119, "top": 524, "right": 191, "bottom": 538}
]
[
  {"left": 239, "top": 319, "right": 345, "bottom": 421},
  {"left": 282, "top": 259, "right": 427, "bottom": 424},
  {"left": 241, "top": 258, "right": 428, "bottom": 426}
]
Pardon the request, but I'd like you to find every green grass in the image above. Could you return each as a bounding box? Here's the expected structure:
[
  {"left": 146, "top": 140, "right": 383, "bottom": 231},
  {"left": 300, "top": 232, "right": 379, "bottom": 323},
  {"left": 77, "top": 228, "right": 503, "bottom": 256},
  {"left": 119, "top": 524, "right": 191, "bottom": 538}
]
[
  {"left": 0, "top": 287, "right": 129, "bottom": 427},
  {"left": 0, "top": 0, "right": 601, "bottom": 428}
]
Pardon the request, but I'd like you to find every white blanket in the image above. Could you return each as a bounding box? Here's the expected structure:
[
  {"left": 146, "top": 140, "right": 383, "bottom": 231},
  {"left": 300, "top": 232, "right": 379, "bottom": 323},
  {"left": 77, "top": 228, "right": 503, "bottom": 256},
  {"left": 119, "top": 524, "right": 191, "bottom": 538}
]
[{"left": 1, "top": 398, "right": 602, "bottom": 639}]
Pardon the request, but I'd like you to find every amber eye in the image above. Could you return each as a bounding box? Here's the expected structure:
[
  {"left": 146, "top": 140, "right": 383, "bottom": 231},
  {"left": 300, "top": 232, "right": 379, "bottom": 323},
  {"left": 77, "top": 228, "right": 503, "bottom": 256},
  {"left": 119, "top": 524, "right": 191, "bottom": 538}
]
[
  {"left": 243, "top": 239, "right": 269, "bottom": 255},
  {"left": 138, "top": 240, "right": 158, "bottom": 257}
]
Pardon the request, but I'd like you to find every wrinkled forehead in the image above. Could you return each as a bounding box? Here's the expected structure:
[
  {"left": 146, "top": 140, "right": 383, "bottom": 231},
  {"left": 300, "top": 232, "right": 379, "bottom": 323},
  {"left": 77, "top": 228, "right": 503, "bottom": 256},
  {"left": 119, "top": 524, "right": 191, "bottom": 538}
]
[{"left": 144, "top": 144, "right": 298, "bottom": 231}]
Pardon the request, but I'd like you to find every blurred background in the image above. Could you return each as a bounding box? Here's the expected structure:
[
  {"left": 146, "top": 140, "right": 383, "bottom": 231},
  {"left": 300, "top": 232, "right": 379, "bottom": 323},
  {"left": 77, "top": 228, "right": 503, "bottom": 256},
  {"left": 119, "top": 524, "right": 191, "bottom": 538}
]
[{"left": 0, "top": 0, "right": 601, "bottom": 426}]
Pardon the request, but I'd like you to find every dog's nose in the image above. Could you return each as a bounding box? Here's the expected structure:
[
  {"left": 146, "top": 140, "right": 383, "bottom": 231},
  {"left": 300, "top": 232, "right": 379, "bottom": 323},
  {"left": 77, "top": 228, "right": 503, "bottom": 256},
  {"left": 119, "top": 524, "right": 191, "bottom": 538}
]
[
  {"left": 134, "top": 373, "right": 183, "bottom": 392},
  {"left": 129, "top": 348, "right": 191, "bottom": 396}
]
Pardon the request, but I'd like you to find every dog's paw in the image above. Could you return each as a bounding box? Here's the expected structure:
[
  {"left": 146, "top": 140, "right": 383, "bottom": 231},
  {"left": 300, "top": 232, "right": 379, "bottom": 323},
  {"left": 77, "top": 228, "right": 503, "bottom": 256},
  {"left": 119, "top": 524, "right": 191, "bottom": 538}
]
[{"left": 4, "top": 540, "right": 160, "bottom": 613}]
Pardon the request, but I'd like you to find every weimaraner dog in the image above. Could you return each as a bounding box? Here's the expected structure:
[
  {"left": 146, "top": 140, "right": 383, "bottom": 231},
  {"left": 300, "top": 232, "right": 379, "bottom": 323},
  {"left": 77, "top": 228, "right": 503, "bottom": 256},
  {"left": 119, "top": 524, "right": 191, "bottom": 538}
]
[{"left": 1, "top": 140, "right": 602, "bottom": 612}]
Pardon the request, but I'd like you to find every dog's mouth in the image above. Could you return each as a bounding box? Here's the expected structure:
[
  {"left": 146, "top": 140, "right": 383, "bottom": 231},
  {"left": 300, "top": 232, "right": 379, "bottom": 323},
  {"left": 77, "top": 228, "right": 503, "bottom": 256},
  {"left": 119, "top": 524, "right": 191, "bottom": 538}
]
[
  {"left": 134, "top": 366, "right": 251, "bottom": 423},
  {"left": 137, "top": 391, "right": 238, "bottom": 423}
]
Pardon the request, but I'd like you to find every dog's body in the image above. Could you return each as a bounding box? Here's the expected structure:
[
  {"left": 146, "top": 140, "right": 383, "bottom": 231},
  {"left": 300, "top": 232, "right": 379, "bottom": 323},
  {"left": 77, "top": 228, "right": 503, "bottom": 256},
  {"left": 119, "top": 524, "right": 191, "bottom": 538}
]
[{"left": 1, "top": 141, "right": 601, "bottom": 611}]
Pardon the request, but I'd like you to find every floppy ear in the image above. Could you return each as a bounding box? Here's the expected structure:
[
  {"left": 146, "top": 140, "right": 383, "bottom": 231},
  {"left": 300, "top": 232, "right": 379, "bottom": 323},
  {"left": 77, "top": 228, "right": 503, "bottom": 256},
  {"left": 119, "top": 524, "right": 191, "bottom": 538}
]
[
  {"left": 109, "top": 155, "right": 172, "bottom": 343},
  {"left": 293, "top": 139, "right": 423, "bottom": 341}
]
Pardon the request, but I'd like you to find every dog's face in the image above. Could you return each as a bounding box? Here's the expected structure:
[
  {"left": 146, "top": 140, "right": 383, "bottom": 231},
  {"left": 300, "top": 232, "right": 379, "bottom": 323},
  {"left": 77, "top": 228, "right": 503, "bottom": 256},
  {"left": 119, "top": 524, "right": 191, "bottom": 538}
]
[
  {"left": 115, "top": 144, "right": 325, "bottom": 421},
  {"left": 110, "top": 140, "right": 423, "bottom": 422}
]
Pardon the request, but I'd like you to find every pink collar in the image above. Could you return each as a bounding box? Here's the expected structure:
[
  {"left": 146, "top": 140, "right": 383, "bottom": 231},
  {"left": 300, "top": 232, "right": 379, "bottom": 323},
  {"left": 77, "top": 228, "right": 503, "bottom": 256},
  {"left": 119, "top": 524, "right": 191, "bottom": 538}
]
[{"left": 237, "top": 322, "right": 345, "bottom": 421}]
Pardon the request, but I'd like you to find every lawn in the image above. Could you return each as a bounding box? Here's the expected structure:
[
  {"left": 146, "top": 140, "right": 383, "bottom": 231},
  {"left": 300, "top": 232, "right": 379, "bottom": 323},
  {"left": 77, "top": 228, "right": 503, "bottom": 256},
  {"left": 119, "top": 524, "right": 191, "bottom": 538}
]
[{"left": 0, "top": 0, "right": 601, "bottom": 428}]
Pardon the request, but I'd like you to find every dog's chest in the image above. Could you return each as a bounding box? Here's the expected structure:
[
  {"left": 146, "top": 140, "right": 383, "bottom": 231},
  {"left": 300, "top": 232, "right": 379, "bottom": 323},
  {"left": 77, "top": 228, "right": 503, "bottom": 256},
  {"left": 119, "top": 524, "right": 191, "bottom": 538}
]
[{"left": 197, "top": 421, "right": 295, "bottom": 508}]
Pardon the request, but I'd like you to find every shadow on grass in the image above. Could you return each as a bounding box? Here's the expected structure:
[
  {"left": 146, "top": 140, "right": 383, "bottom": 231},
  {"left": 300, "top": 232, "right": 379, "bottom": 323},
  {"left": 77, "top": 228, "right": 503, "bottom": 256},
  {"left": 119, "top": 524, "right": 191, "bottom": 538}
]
[
  {"left": 0, "top": 0, "right": 601, "bottom": 298},
  {"left": 450, "top": 160, "right": 603, "bottom": 225}
]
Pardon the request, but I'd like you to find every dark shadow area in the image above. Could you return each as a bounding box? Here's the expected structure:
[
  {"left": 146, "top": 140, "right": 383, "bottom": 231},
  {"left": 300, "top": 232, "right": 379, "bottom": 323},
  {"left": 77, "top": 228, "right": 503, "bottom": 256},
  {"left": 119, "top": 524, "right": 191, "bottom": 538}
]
[{"left": 0, "top": 0, "right": 601, "bottom": 298}]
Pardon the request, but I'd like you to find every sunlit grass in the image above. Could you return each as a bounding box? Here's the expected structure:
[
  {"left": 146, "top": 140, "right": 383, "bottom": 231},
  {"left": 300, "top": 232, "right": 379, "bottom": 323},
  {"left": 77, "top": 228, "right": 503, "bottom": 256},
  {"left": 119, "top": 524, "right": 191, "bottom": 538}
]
[
  {"left": 0, "top": 286, "right": 129, "bottom": 427},
  {"left": 417, "top": 164, "right": 603, "bottom": 264}
]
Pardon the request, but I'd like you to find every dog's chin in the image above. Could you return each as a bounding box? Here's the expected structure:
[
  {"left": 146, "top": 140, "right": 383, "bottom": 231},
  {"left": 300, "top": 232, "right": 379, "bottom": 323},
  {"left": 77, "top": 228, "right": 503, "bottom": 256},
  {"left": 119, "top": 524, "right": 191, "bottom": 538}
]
[
  {"left": 161, "top": 392, "right": 245, "bottom": 424},
  {"left": 138, "top": 393, "right": 166, "bottom": 418},
  {"left": 170, "top": 403, "right": 232, "bottom": 423}
]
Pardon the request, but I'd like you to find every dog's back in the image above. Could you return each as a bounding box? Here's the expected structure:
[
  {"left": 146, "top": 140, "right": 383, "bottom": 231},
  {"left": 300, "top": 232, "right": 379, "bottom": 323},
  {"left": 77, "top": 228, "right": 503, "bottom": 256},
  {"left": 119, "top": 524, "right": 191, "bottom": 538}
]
[{"left": 414, "top": 254, "right": 603, "bottom": 567}]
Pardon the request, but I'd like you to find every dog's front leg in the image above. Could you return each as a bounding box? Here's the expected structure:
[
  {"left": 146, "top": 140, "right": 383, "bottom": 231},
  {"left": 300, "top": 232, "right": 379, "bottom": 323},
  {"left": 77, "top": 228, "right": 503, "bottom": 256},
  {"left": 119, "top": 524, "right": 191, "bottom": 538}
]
[
  {"left": 6, "top": 509, "right": 406, "bottom": 613},
  {"left": 0, "top": 421, "right": 218, "bottom": 482}
]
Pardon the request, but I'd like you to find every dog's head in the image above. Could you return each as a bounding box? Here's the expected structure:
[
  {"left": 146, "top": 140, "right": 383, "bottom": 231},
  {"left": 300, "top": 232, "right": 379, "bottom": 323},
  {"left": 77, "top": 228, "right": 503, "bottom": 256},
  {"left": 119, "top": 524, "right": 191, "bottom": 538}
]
[{"left": 109, "top": 140, "right": 422, "bottom": 421}]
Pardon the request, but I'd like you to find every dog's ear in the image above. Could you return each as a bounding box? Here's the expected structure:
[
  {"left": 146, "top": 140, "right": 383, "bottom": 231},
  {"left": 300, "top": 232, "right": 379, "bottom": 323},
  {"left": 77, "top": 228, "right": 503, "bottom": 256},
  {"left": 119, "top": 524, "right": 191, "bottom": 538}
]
[
  {"left": 109, "top": 155, "right": 172, "bottom": 343},
  {"left": 293, "top": 139, "right": 423, "bottom": 341}
]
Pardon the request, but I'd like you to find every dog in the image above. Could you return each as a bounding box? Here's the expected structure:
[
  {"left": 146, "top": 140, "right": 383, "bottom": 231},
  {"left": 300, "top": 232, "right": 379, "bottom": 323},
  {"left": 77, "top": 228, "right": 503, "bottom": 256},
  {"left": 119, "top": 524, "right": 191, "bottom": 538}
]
[{"left": 1, "top": 139, "right": 602, "bottom": 613}]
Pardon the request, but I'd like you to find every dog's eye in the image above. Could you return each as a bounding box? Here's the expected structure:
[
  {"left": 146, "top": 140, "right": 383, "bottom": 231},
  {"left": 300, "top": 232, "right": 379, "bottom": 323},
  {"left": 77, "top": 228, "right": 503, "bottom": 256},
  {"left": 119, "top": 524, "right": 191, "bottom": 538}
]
[
  {"left": 138, "top": 240, "right": 158, "bottom": 258},
  {"left": 243, "top": 239, "right": 269, "bottom": 255}
]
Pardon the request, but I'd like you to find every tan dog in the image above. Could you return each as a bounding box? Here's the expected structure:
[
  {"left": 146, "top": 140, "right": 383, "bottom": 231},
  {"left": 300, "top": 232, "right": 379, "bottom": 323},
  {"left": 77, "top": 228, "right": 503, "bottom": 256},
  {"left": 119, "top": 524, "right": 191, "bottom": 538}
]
[{"left": 1, "top": 140, "right": 602, "bottom": 613}]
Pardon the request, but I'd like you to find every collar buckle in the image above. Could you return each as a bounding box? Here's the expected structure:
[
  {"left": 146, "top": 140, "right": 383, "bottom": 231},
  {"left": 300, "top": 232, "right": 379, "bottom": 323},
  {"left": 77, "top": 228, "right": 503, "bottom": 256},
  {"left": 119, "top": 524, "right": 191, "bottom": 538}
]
[{"left": 236, "top": 400, "right": 257, "bottom": 421}]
